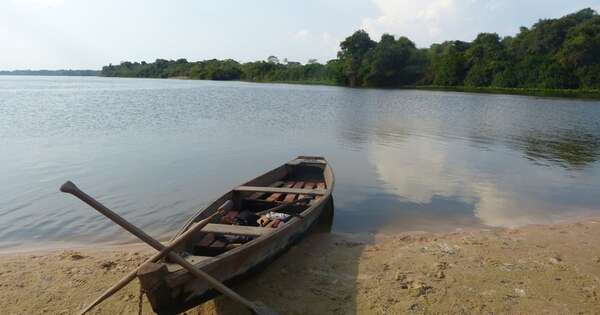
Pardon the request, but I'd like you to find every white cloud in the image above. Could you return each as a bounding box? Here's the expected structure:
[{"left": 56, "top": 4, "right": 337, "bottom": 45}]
[
  {"left": 360, "top": 0, "right": 599, "bottom": 47},
  {"left": 319, "top": 32, "right": 340, "bottom": 59},
  {"left": 12, "top": 0, "right": 64, "bottom": 8},
  {"left": 289, "top": 30, "right": 339, "bottom": 62},
  {"left": 294, "top": 29, "right": 310, "bottom": 39},
  {"left": 362, "top": 0, "right": 478, "bottom": 46}
]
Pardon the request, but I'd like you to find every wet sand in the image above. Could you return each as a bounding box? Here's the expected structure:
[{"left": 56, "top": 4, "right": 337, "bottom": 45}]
[{"left": 1, "top": 218, "right": 600, "bottom": 314}]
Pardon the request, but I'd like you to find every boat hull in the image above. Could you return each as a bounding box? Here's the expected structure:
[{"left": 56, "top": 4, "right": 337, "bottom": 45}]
[
  {"left": 155, "top": 196, "right": 333, "bottom": 315},
  {"left": 141, "top": 157, "right": 335, "bottom": 314}
]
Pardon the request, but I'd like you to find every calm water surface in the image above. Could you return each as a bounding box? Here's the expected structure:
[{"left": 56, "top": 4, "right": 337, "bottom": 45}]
[{"left": 2, "top": 76, "right": 600, "bottom": 249}]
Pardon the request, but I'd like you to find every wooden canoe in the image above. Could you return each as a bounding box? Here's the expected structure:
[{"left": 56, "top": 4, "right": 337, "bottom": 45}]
[{"left": 138, "top": 156, "right": 335, "bottom": 314}]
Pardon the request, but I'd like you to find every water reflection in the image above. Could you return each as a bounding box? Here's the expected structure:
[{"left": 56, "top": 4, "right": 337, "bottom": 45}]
[
  {"left": 328, "top": 90, "right": 600, "bottom": 231},
  {"left": 513, "top": 131, "right": 600, "bottom": 169},
  {"left": 370, "top": 130, "right": 600, "bottom": 229},
  {"left": 334, "top": 89, "right": 376, "bottom": 151},
  {"left": 2, "top": 77, "right": 600, "bottom": 248}
]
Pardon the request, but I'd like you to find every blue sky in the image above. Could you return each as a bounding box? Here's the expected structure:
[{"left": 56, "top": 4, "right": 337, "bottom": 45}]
[{"left": 1, "top": 0, "right": 599, "bottom": 69}]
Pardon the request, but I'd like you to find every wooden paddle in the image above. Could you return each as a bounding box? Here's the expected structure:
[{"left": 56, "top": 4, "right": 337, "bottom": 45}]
[
  {"left": 77, "top": 200, "right": 232, "bottom": 315},
  {"left": 61, "top": 181, "right": 278, "bottom": 315}
]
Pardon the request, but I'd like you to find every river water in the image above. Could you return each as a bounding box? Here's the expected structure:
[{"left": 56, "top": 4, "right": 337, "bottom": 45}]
[{"left": 2, "top": 76, "right": 600, "bottom": 249}]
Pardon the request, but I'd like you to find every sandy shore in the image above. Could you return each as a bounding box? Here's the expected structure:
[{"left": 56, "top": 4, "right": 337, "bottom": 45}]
[{"left": 1, "top": 218, "right": 600, "bottom": 314}]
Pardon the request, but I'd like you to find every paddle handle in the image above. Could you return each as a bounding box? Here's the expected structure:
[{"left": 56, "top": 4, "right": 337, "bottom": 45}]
[
  {"left": 77, "top": 200, "right": 232, "bottom": 314},
  {"left": 61, "top": 181, "right": 164, "bottom": 249},
  {"left": 61, "top": 181, "right": 266, "bottom": 313}
]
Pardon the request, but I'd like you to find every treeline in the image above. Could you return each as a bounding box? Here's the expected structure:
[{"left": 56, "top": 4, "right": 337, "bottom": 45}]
[
  {"left": 422, "top": 8, "right": 600, "bottom": 89},
  {"left": 0, "top": 69, "right": 99, "bottom": 76},
  {"left": 101, "top": 57, "right": 340, "bottom": 84},
  {"left": 102, "top": 8, "right": 600, "bottom": 90}
]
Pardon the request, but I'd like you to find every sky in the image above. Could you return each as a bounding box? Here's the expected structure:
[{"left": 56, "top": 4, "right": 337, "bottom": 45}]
[{"left": 1, "top": 0, "right": 599, "bottom": 70}]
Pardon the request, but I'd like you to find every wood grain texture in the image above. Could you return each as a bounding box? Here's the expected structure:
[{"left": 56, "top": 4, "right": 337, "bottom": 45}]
[
  {"left": 264, "top": 181, "right": 295, "bottom": 202},
  {"left": 236, "top": 185, "right": 325, "bottom": 196},
  {"left": 283, "top": 181, "right": 305, "bottom": 203},
  {"left": 201, "top": 223, "right": 272, "bottom": 236}
]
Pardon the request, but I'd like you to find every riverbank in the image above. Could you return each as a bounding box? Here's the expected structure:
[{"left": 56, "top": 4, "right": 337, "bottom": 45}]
[
  {"left": 115, "top": 75, "right": 600, "bottom": 100},
  {"left": 1, "top": 218, "right": 599, "bottom": 314},
  {"left": 410, "top": 85, "right": 600, "bottom": 100},
  {"left": 249, "top": 80, "right": 600, "bottom": 100}
]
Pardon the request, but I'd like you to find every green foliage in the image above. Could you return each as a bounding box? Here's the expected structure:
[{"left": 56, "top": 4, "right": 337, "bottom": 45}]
[
  {"left": 188, "top": 59, "right": 242, "bottom": 80},
  {"left": 463, "top": 33, "right": 507, "bottom": 87},
  {"left": 361, "top": 35, "right": 426, "bottom": 87},
  {"left": 238, "top": 59, "right": 338, "bottom": 83},
  {"left": 427, "top": 41, "right": 469, "bottom": 86},
  {"left": 103, "top": 59, "right": 202, "bottom": 79},
  {"left": 337, "top": 30, "right": 377, "bottom": 86},
  {"left": 101, "top": 8, "right": 600, "bottom": 92},
  {"left": 423, "top": 8, "right": 600, "bottom": 89},
  {"left": 102, "top": 57, "right": 338, "bottom": 84}
]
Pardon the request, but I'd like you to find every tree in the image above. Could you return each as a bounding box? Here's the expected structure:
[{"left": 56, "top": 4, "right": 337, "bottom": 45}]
[
  {"left": 362, "top": 34, "right": 424, "bottom": 86},
  {"left": 337, "top": 30, "right": 376, "bottom": 86},
  {"left": 557, "top": 12, "right": 600, "bottom": 88},
  {"left": 99, "top": 8, "right": 600, "bottom": 90},
  {"left": 428, "top": 41, "right": 469, "bottom": 86},
  {"left": 463, "top": 33, "right": 507, "bottom": 87}
]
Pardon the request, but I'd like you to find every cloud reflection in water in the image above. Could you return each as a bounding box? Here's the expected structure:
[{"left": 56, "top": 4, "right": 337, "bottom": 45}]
[{"left": 370, "top": 130, "right": 600, "bottom": 229}]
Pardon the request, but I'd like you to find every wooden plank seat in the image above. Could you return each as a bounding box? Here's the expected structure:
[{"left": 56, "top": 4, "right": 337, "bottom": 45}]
[
  {"left": 242, "top": 197, "right": 314, "bottom": 205},
  {"left": 298, "top": 182, "right": 314, "bottom": 199},
  {"left": 201, "top": 223, "right": 272, "bottom": 237},
  {"left": 234, "top": 185, "right": 326, "bottom": 196},
  {"left": 248, "top": 181, "right": 284, "bottom": 200},
  {"left": 265, "top": 181, "right": 295, "bottom": 202},
  {"left": 283, "top": 181, "right": 305, "bottom": 203}
]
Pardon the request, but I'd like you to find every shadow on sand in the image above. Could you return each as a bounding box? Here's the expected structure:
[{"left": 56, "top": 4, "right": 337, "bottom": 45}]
[{"left": 193, "top": 199, "right": 373, "bottom": 315}]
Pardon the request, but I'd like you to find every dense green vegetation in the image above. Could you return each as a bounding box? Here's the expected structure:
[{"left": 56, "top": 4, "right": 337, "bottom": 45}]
[
  {"left": 0, "top": 69, "right": 99, "bottom": 76},
  {"left": 101, "top": 57, "right": 340, "bottom": 84},
  {"left": 102, "top": 8, "right": 600, "bottom": 94}
]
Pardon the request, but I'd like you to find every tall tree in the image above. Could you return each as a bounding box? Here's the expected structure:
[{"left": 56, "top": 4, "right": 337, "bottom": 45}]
[
  {"left": 100, "top": 8, "right": 600, "bottom": 91},
  {"left": 428, "top": 41, "right": 469, "bottom": 86},
  {"left": 363, "top": 34, "right": 424, "bottom": 86},
  {"left": 337, "top": 30, "right": 376, "bottom": 87},
  {"left": 463, "top": 33, "right": 507, "bottom": 87}
]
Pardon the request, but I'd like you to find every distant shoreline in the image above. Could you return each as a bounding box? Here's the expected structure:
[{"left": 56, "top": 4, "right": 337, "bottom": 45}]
[
  {"left": 408, "top": 85, "right": 600, "bottom": 100},
  {"left": 0, "top": 70, "right": 99, "bottom": 76},
  {"left": 3, "top": 74, "right": 600, "bottom": 100},
  {"left": 161, "top": 76, "right": 600, "bottom": 99},
  {"left": 250, "top": 81, "right": 600, "bottom": 99}
]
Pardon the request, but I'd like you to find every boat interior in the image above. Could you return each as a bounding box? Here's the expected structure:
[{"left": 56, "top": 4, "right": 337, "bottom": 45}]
[{"left": 173, "top": 158, "right": 329, "bottom": 259}]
